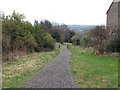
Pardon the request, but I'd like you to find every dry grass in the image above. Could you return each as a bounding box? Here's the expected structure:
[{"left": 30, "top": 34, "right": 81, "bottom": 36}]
[{"left": 2, "top": 44, "right": 60, "bottom": 88}]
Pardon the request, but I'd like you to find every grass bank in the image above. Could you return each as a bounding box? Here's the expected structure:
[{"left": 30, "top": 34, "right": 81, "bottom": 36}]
[
  {"left": 69, "top": 45, "right": 118, "bottom": 88},
  {"left": 2, "top": 43, "right": 61, "bottom": 88}
]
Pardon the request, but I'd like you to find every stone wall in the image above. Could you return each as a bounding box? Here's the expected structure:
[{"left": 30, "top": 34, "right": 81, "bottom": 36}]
[
  {"left": 106, "top": 1, "right": 120, "bottom": 52},
  {"left": 118, "top": 2, "right": 120, "bottom": 29},
  {"left": 107, "top": 2, "right": 118, "bottom": 29}
]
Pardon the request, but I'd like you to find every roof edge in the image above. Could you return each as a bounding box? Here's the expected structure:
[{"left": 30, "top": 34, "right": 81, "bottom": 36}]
[
  {"left": 106, "top": 1, "right": 120, "bottom": 14},
  {"left": 106, "top": 2, "right": 113, "bottom": 14}
]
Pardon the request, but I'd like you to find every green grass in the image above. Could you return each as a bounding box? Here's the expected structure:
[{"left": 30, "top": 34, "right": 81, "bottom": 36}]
[
  {"left": 64, "top": 43, "right": 72, "bottom": 45},
  {"left": 2, "top": 43, "right": 61, "bottom": 88},
  {"left": 69, "top": 45, "right": 118, "bottom": 88}
]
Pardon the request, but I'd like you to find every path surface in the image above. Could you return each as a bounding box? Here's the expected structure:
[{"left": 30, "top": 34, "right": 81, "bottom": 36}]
[{"left": 22, "top": 46, "right": 78, "bottom": 88}]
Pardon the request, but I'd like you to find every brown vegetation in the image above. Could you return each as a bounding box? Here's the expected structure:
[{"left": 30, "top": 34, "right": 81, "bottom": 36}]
[{"left": 71, "top": 25, "right": 120, "bottom": 55}]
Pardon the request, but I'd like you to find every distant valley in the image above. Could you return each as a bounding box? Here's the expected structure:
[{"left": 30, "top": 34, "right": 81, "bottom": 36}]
[{"left": 68, "top": 25, "right": 96, "bottom": 31}]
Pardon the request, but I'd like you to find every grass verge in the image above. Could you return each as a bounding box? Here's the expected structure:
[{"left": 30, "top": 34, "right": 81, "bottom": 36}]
[
  {"left": 2, "top": 43, "right": 61, "bottom": 88},
  {"left": 69, "top": 45, "right": 118, "bottom": 88}
]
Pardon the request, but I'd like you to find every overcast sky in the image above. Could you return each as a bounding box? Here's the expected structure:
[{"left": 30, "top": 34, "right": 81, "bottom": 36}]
[{"left": 1, "top": 0, "right": 113, "bottom": 25}]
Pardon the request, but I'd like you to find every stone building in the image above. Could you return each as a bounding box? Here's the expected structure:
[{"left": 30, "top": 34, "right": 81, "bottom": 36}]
[
  {"left": 106, "top": 0, "right": 120, "bottom": 29},
  {"left": 106, "top": 0, "right": 120, "bottom": 39},
  {"left": 106, "top": 0, "right": 120, "bottom": 52}
]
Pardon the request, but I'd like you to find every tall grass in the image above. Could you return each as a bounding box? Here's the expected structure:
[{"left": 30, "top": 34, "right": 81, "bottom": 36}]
[{"left": 2, "top": 43, "right": 61, "bottom": 88}]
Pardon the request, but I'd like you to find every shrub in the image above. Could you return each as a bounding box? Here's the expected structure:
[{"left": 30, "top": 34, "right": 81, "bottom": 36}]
[
  {"left": 2, "top": 11, "right": 55, "bottom": 59},
  {"left": 2, "top": 34, "right": 11, "bottom": 52},
  {"left": 82, "top": 36, "right": 91, "bottom": 47},
  {"left": 71, "top": 36, "right": 80, "bottom": 45},
  {"left": 106, "top": 38, "right": 120, "bottom": 52},
  {"left": 43, "top": 33, "right": 55, "bottom": 49},
  {"left": 33, "top": 29, "right": 55, "bottom": 51}
]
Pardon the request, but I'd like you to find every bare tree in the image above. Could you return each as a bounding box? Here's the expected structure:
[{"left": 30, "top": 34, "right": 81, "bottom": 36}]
[{"left": 89, "top": 26, "right": 106, "bottom": 54}]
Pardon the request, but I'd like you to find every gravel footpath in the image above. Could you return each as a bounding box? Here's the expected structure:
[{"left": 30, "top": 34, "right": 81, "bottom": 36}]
[{"left": 22, "top": 45, "right": 78, "bottom": 88}]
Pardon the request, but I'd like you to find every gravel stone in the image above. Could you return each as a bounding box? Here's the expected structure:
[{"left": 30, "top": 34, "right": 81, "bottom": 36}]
[{"left": 21, "top": 45, "right": 79, "bottom": 88}]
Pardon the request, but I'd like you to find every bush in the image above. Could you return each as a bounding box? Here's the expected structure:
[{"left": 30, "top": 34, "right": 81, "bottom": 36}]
[
  {"left": 71, "top": 36, "right": 80, "bottom": 45},
  {"left": 33, "top": 29, "right": 55, "bottom": 51},
  {"left": 106, "top": 38, "right": 120, "bottom": 52},
  {"left": 15, "top": 30, "right": 37, "bottom": 51},
  {"left": 2, "top": 11, "right": 56, "bottom": 61},
  {"left": 43, "top": 33, "right": 55, "bottom": 49},
  {"left": 2, "top": 34, "right": 11, "bottom": 52},
  {"left": 82, "top": 36, "right": 91, "bottom": 47}
]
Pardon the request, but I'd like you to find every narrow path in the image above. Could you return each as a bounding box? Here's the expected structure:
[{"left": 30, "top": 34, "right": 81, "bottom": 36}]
[{"left": 22, "top": 45, "right": 78, "bottom": 88}]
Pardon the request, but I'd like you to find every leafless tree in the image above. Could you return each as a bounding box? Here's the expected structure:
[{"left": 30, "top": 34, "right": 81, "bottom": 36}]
[{"left": 89, "top": 26, "right": 106, "bottom": 54}]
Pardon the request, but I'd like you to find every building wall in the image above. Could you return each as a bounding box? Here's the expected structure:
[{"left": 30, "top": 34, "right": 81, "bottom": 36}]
[
  {"left": 118, "top": 2, "right": 120, "bottom": 40},
  {"left": 118, "top": 2, "right": 120, "bottom": 29},
  {"left": 107, "top": 2, "right": 118, "bottom": 29},
  {"left": 106, "top": 1, "right": 120, "bottom": 52},
  {"left": 107, "top": 2, "right": 120, "bottom": 42}
]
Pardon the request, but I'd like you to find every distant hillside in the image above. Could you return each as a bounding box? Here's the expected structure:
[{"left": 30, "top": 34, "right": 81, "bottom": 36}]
[{"left": 68, "top": 25, "right": 96, "bottom": 31}]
